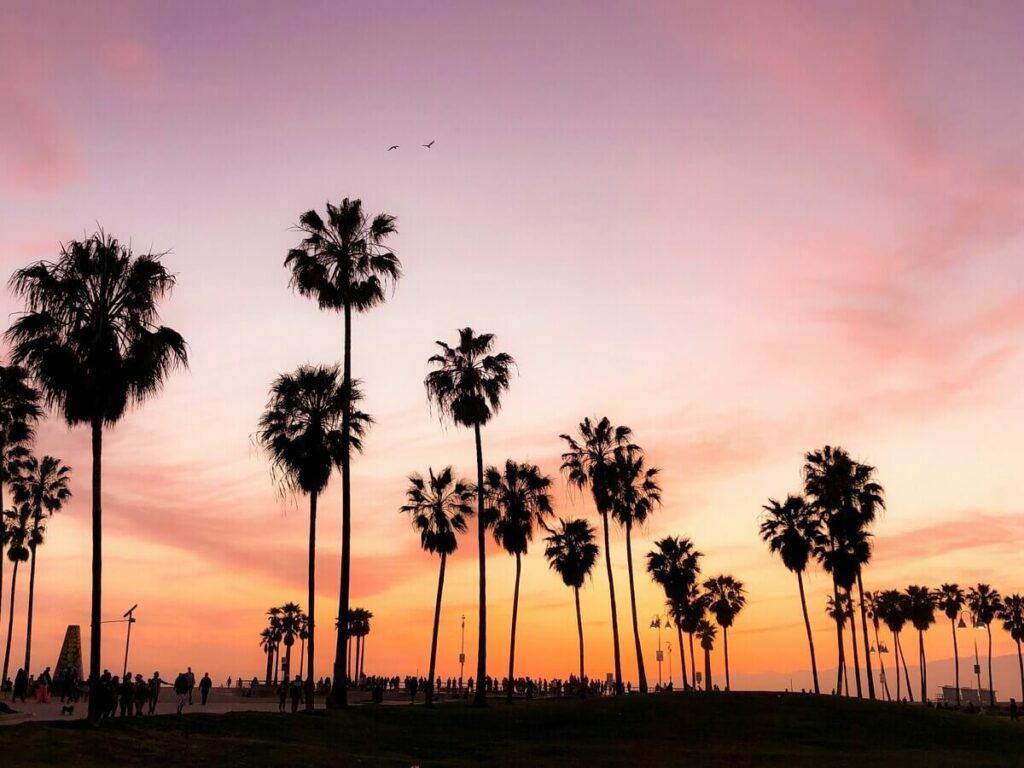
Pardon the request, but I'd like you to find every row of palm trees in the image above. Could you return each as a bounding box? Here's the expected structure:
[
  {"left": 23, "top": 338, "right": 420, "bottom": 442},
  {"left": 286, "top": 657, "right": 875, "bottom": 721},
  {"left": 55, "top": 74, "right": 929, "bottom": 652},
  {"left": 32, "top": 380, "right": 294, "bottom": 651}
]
[
  {"left": 259, "top": 602, "right": 308, "bottom": 685},
  {"left": 0, "top": 366, "right": 73, "bottom": 686}
]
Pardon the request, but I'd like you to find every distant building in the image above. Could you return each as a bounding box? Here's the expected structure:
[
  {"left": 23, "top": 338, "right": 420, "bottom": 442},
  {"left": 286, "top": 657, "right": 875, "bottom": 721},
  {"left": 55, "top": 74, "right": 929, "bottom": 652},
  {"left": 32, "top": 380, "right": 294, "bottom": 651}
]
[{"left": 939, "top": 685, "right": 995, "bottom": 706}]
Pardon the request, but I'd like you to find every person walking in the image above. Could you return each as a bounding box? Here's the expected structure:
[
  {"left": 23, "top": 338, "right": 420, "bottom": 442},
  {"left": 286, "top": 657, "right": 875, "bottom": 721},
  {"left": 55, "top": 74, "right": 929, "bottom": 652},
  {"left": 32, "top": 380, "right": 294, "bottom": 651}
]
[
  {"left": 147, "top": 672, "right": 168, "bottom": 714},
  {"left": 173, "top": 670, "right": 190, "bottom": 715},
  {"left": 133, "top": 674, "right": 148, "bottom": 716},
  {"left": 199, "top": 673, "right": 212, "bottom": 705},
  {"left": 12, "top": 669, "right": 28, "bottom": 702},
  {"left": 289, "top": 676, "right": 303, "bottom": 713},
  {"left": 277, "top": 678, "right": 288, "bottom": 712},
  {"left": 186, "top": 667, "right": 196, "bottom": 704},
  {"left": 119, "top": 674, "right": 134, "bottom": 717},
  {"left": 35, "top": 667, "right": 52, "bottom": 703}
]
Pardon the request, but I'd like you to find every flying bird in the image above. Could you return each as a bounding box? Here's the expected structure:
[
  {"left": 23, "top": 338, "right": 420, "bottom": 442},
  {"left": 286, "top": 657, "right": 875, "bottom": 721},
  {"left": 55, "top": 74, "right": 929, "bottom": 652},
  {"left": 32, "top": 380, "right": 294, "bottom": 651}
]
[
  {"left": 422, "top": 140, "right": 435, "bottom": 149},
  {"left": 387, "top": 145, "right": 399, "bottom": 151}
]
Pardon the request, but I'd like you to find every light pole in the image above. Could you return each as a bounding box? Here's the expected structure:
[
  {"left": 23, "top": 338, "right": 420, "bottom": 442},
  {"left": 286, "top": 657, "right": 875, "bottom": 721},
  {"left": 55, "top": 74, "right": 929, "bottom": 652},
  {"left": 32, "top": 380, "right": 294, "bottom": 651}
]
[
  {"left": 459, "top": 614, "right": 466, "bottom": 689},
  {"left": 869, "top": 640, "right": 890, "bottom": 700},
  {"left": 101, "top": 604, "right": 138, "bottom": 677},
  {"left": 957, "top": 611, "right": 984, "bottom": 707},
  {"left": 666, "top": 641, "right": 673, "bottom": 688},
  {"left": 650, "top": 615, "right": 669, "bottom": 689}
]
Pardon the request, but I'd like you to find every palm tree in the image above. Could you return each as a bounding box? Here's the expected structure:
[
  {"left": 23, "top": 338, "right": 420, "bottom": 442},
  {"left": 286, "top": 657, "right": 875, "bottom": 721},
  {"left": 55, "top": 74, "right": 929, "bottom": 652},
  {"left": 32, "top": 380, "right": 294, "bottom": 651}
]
[
  {"left": 560, "top": 417, "right": 637, "bottom": 695},
  {"left": 400, "top": 466, "right": 473, "bottom": 705},
  {"left": 425, "top": 328, "right": 514, "bottom": 707},
  {"left": 285, "top": 198, "right": 400, "bottom": 709},
  {"left": 7, "top": 232, "right": 188, "bottom": 721},
  {"left": 258, "top": 365, "right": 366, "bottom": 711},
  {"left": 997, "top": 594, "right": 1024, "bottom": 701},
  {"left": 875, "top": 589, "right": 913, "bottom": 701},
  {"left": 609, "top": 447, "right": 660, "bottom": 693},
  {"left": 296, "top": 612, "right": 310, "bottom": 681},
  {"left": 704, "top": 575, "right": 746, "bottom": 691},
  {"left": 936, "top": 584, "right": 965, "bottom": 705},
  {"left": 863, "top": 591, "right": 891, "bottom": 701},
  {"left": 904, "top": 585, "right": 936, "bottom": 702},
  {"left": 544, "top": 518, "right": 599, "bottom": 691},
  {"left": 695, "top": 619, "right": 717, "bottom": 691},
  {"left": 676, "top": 583, "right": 708, "bottom": 689},
  {"left": 825, "top": 592, "right": 854, "bottom": 695},
  {"left": 485, "top": 460, "right": 553, "bottom": 702},
  {"left": 354, "top": 609, "right": 372, "bottom": 680},
  {"left": 647, "top": 536, "right": 702, "bottom": 691},
  {"left": 11, "top": 454, "right": 71, "bottom": 674},
  {"left": 759, "top": 495, "right": 822, "bottom": 694},
  {"left": 966, "top": 584, "right": 1002, "bottom": 706},
  {"left": 275, "top": 602, "right": 304, "bottom": 681},
  {"left": 1, "top": 504, "right": 30, "bottom": 684},
  {"left": 259, "top": 627, "right": 277, "bottom": 686}
]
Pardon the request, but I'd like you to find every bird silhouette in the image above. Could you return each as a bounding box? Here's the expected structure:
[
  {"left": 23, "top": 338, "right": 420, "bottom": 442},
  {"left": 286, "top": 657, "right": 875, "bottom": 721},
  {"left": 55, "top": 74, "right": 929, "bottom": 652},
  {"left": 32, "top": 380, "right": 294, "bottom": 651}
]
[
  {"left": 422, "top": 140, "right": 435, "bottom": 149},
  {"left": 387, "top": 145, "right": 399, "bottom": 151}
]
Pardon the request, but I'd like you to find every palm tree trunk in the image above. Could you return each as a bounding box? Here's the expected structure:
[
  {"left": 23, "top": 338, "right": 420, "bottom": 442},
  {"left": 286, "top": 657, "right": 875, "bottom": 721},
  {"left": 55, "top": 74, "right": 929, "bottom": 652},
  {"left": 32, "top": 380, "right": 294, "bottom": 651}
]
[
  {"left": 355, "top": 636, "right": 361, "bottom": 684},
  {"left": 507, "top": 552, "right": 522, "bottom": 703},
  {"left": 87, "top": 416, "right": 103, "bottom": 724},
  {"left": 346, "top": 636, "right": 352, "bottom": 683},
  {"left": 871, "top": 620, "right": 890, "bottom": 701},
  {"left": 796, "top": 571, "right": 819, "bottom": 694},
  {"left": 893, "top": 630, "right": 900, "bottom": 701},
  {"left": 703, "top": 645, "right": 712, "bottom": 691},
  {"left": 723, "top": 626, "right": 731, "bottom": 691},
  {"left": 848, "top": 593, "right": 863, "bottom": 698},
  {"left": 359, "top": 633, "right": 366, "bottom": 680},
  {"left": 426, "top": 552, "right": 447, "bottom": 707},
  {"left": 265, "top": 647, "right": 273, "bottom": 685},
  {"left": 623, "top": 522, "right": 647, "bottom": 693},
  {"left": 23, "top": 541, "right": 38, "bottom": 674},
  {"left": 299, "top": 636, "right": 305, "bottom": 681},
  {"left": 950, "top": 617, "right": 960, "bottom": 705},
  {"left": 574, "top": 587, "right": 585, "bottom": 694},
  {"left": 1, "top": 560, "right": 20, "bottom": 683},
  {"left": 305, "top": 491, "right": 317, "bottom": 711},
  {"left": 831, "top": 579, "right": 845, "bottom": 695},
  {"left": 676, "top": 625, "right": 688, "bottom": 690},
  {"left": 1016, "top": 639, "right": 1023, "bottom": 702},
  {"left": 284, "top": 644, "right": 293, "bottom": 682},
  {"left": 688, "top": 632, "right": 696, "bottom": 689},
  {"left": 0, "top": 460, "right": 5, "bottom": 665},
  {"left": 599, "top": 510, "right": 623, "bottom": 694},
  {"left": 986, "top": 625, "right": 995, "bottom": 706},
  {"left": 897, "top": 632, "right": 914, "bottom": 702},
  {"left": 274, "top": 646, "right": 280, "bottom": 685},
  {"left": 856, "top": 573, "right": 875, "bottom": 700},
  {"left": 331, "top": 302, "right": 354, "bottom": 709},
  {"left": 472, "top": 421, "right": 487, "bottom": 708},
  {"left": 918, "top": 630, "right": 927, "bottom": 703}
]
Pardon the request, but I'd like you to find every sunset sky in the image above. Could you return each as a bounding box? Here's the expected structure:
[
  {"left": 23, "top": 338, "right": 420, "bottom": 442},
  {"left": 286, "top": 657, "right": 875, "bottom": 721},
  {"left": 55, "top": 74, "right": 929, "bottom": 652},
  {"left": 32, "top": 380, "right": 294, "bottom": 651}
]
[{"left": 2, "top": 1, "right": 1023, "bottom": 693}]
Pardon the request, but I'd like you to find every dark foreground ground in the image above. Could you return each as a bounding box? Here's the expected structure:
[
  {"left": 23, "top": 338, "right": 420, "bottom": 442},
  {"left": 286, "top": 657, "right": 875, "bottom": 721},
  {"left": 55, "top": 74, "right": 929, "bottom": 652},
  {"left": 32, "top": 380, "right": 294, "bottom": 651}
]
[{"left": 2, "top": 692, "right": 1021, "bottom": 766}]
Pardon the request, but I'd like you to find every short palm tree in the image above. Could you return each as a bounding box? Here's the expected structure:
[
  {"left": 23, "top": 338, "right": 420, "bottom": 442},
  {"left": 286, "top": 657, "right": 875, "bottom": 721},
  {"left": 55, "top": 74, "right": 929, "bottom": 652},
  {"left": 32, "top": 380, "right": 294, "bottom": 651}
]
[
  {"left": 425, "top": 328, "right": 514, "bottom": 707},
  {"left": 966, "top": 584, "right": 1002, "bottom": 706},
  {"left": 1, "top": 504, "right": 30, "bottom": 684},
  {"left": 258, "top": 365, "right": 366, "bottom": 710},
  {"left": 544, "top": 518, "right": 599, "bottom": 691},
  {"left": 11, "top": 454, "right": 71, "bottom": 674},
  {"left": 276, "top": 601, "right": 305, "bottom": 681},
  {"left": 704, "top": 575, "right": 746, "bottom": 691},
  {"left": 7, "top": 232, "right": 188, "bottom": 721},
  {"left": 695, "top": 619, "right": 717, "bottom": 691},
  {"left": 875, "top": 589, "right": 913, "bottom": 701},
  {"left": 259, "top": 626, "right": 277, "bottom": 685},
  {"left": 285, "top": 197, "right": 400, "bottom": 709},
  {"left": 485, "top": 460, "right": 553, "bottom": 702},
  {"left": 825, "top": 592, "right": 853, "bottom": 694},
  {"left": 560, "top": 417, "right": 637, "bottom": 695},
  {"left": 401, "top": 466, "right": 473, "bottom": 705},
  {"left": 997, "top": 594, "right": 1024, "bottom": 701},
  {"left": 647, "top": 536, "right": 702, "bottom": 690},
  {"left": 760, "top": 495, "right": 822, "bottom": 694},
  {"left": 675, "top": 583, "right": 708, "bottom": 688},
  {"left": 863, "top": 591, "right": 891, "bottom": 701},
  {"left": 350, "top": 608, "right": 373, "bottom": 681},
  {"left": 609, "top": 447, "right": 660, "bottom": 693},
  {"left": 936, "top": 584, "right": 965, "bottom": 705},
  {"left": 904, "top": 585, "right": 936, "bottom": 702}
]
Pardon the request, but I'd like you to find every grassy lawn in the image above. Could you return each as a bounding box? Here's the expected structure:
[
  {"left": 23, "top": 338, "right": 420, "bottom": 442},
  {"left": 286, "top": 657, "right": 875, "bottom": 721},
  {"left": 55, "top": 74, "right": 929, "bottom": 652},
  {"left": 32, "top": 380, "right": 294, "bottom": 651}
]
[{"left": 4, "top": 692, "right": 1021, "bottom": 766}]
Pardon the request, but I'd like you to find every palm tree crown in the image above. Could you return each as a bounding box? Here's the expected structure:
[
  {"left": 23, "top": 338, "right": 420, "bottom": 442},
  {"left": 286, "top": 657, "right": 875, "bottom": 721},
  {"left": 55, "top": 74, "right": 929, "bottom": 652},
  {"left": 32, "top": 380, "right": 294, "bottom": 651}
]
[
  {"left": 485, "top": 460, "right": 553, "bottom": 555},
  {"left": 759, "top": 495, "right": 820, "bottom": 574},
  {"left": 424, "top": 328, "right": 515, "bottom": 429},
  {"left": 560, "top": 417, "right": 637, "bottom": 515},
  {"left": 646, "top": 536, "right": 702, "bottom": 603},
  {"left": 400, "top": 467, "right": 474, "bottom": 556},
  {"left": 544, "top": 518, "right": 599, "bottom": 590},
  {"left": 705, "top": 575, "right": 746, "bottom": 630}
]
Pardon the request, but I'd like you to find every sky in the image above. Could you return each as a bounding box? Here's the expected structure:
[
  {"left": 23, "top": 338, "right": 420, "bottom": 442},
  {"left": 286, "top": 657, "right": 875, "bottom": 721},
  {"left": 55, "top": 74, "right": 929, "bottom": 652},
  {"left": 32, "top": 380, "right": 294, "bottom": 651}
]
[{"left": 1, "top": 0, "right": 1023, "bottom": 694}]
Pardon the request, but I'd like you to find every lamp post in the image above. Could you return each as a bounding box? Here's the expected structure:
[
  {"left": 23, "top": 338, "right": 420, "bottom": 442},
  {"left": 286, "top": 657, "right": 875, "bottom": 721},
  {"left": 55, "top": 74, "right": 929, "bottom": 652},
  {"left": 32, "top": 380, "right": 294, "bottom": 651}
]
[
  {"left": 869, "top": 641, "right": 890, "bottom": 701},
  {"left": 666, "top": 640, "right": 673, "bottom": 688},
  {"left": 459, "top": 614, "right": 466, "bottom": 689},
  {"left": 956, "top": 611, "right": 984, "bottom": 707},
  {"left": 650, "top": 615, "right": 669, "bottom": 689},
  {"left": 101, "top": 604, "right": 138, "bottom": 677}
]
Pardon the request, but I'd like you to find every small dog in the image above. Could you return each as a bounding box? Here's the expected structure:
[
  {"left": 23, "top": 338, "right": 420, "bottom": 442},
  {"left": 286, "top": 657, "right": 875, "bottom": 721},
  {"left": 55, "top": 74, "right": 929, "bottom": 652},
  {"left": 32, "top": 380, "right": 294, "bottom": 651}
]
[{"left": 61, "top": 704, "right": 75, "bottom": 716}]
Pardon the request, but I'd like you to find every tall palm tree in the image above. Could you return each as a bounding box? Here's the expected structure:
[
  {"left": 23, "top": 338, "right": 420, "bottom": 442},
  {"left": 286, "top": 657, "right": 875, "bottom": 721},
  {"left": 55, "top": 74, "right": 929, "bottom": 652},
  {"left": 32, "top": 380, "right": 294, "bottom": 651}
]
[
  {"left": 759, "top": 495, "right": 822, "bottom": 694},
  {"left": 260, "top": 626, "right": 277, "bottom": 686},
  {"left": 609, "top": 447, "right": 660, "bottom": 693},
  {"left": 258, "top": 365, "right": 367, "bottom": 711},
  {"left": 875, "top": 589, "right": 913, "bottom": 701},
  {"left": 425, "top": 328, "right": 514, "bottom": 707},
  {"left": 400, "top": 466, "right": 473, "bottom": 706},
  {"left": 0, "top": 365, "right": 42, "bottom": 646},
  {"left": 11, "top": 454, "right": 72, "bottom": 674},
  {"left": 936, "top": 584, "right": 965, "bottom": 705},
  {"left": 695, "top": 618, "right": 717, "bottom": 691},
  {"left": 966, "top": 584, "right": 1002, "bottom": 707},
  {"left": 560, "top": 417, "right": 637, "bottom": 695},
  {"left": 997, "top": 594, "right": 1024, "bottom": 701},
  {"left": 285, "top": 198, "right": 400, "bottom": 709},
  {"left": 1, "top": 504, "right": 30, "bottom": 684},
  {"left": 296, "top": 612, "right": 310, "bottom": 681},
  {"left": 904, "top": 585, "right": 936, "bottom": 703},
  {"left": 704, "top": 575, "right": 746, "bottom": 691},
  {"left": 825, "top": 592, "right": 853, "bottom": 695},
  {"left": 7, "top": 232, "right": 188, "bottom": 721},
  {"left": 544, "top": 518, "right": 599, "bottom": 691},
  {"left": 647, "top": 536, "right": 702, "bottom": 691},
  {"left": 485, "top": 460, "right": 553, "bottom": 702},
  {"left": 863, "top": 591, "right": 891, "bottom": 701},
  {"left": 676, "top": 583, "right": 708, "bottom": 688}
]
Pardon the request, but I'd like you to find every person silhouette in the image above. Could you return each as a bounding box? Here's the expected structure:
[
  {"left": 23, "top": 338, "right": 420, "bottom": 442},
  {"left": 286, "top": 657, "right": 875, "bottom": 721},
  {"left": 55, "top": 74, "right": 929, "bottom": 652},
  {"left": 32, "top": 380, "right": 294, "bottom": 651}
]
[{"left": 199, "top": 673, "right": 212, "bottom": 705}]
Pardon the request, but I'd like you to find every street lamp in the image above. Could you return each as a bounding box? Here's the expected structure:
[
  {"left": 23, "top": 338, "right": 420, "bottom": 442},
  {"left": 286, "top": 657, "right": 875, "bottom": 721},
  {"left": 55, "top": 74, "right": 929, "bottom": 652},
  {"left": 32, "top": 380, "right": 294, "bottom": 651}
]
[
  {"left": 868, "top": 641, "right": 890, "bottom": 701},
  {"left": 459, "top": 614, "right": 466, "bottom": 689},
  {"left": 649, "top": 614, "right": 670, "bottom": 689},
  {"left": 101, "top": 604, "right": 138, "bottom": 677},
  {"left": 956, "top": 611, "right": 984, "bottom": 707}
]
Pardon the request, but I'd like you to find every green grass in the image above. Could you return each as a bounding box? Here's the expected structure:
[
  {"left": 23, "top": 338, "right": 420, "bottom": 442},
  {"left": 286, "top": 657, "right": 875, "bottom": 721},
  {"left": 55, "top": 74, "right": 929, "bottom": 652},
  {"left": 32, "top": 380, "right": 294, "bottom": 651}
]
[{"left": 5, "top": 693, "right": 1021, "bottom": 766}]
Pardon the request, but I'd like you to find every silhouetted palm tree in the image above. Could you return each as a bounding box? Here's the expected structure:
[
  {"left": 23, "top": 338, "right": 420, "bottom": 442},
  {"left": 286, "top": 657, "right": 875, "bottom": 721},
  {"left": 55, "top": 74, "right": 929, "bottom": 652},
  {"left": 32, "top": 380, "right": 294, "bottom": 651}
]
[
  {"left": 560, "top": 417, "right": 637, "bottom": 694},
  {"left": 345, "top": 607, "right": 373, "bottom": 683},
  {"left": 825, "top": 592, "right": 854, "bottom": 695},
  {"left": 875, "top": 589, "right": 913, "bottom": 701},
  {"left": 266, "top": 606, "right": 284, "bottom": 684},
  {"left": 676, "top": 582, "right": 708, "bottom": 688},
  {"left": 608, "top": 447, "right": 660, "bottom": 693},
  {"left": 1, "top": 504, "right": 30, "bottom": 683},
  {"left": 967, "top": 584, "right": 1002, "bottom": 706},
  {"left": 275, "top": 602, "right": 304, "bottom": 681},
  {"left": 544, "top": 518, "right": 599, "bottom": 691},
  {"left": 863, "top": 591, "right": 891, "bottom": 701},
  {"left": 704, "top": 575, "right": 746, "bottom": 691},
  {"left": 11, "top": 454, "right": 71, "bottom": 674},
  {"left": 936, "top": 583, "right": 965, "bottom": 705},
  {"left": 696, "top": 618, "right": 717, "bottom": 691},
  {"left": 400, "top": 466, "right": 473, "bottom": 706},
  {"left": 647, "top": 536, "right": 702, "bottom": 691},
  {"left": 425, "top": 328, "right": 514, "bottom": 707},
  {"left": 259, "top": 365, "right": 366, "bottom": 711},
  {"left": 905, "top": 585, "right": 936, "bottom": 702},
  {"left": 760, "top": 494, "right": 822, "bottom": 694},
  {"left": 296, "top": 611, "right": 310, "bottom": 680},
  {"left": 485, "top": 460, "right": 553, "bottom": 702},
  {"left": 285, "top": 198, "right": 400, "bottom": 709},
  {"left": 7, "top": 232, "right": 188, "bottom": 721},
  {"left": 997, "top": 594, "right": 1024, "bottom": 701},
  {"left": 260, "top": 626, "right": 277, "bottom": 685}
]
